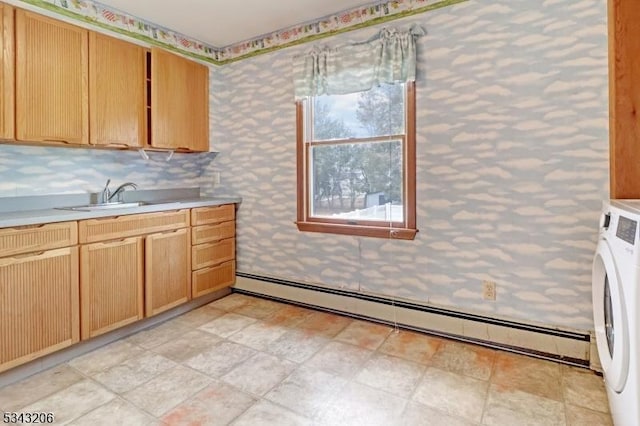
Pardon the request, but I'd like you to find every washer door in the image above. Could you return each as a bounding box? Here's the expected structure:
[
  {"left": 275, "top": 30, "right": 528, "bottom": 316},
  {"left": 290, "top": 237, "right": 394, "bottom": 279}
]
[{"left": 593, "top": 238, "right": 629, "bottom": 392}]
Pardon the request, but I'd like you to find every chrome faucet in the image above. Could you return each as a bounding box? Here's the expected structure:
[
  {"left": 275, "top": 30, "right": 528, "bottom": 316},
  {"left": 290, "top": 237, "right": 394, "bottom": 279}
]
[
  {"left": 108, "top": 182, "right": 138, "bottom": 203},
  {"left": 100, "top": 179, "right": 111, "bottom": 204}
]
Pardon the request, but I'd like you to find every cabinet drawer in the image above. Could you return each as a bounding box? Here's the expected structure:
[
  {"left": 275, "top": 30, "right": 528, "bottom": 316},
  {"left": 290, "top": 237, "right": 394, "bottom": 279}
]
[
  {"left": 192, "top": 221, "right": 235, "bottom": 245},
  {"left": 192, "top": 260, "right": 235, "bottom": 298},
  {"left": 192, "top": 238, "right": 235, "bottom": 270},
  {"left": 79, "top": 209, "right": 190, "bottom": 243},
  {"left": 191, "top": 204, "right": 234, "bottom": 226},
  {"left": 0, "top": 221, "right": 77, "bottom": 257}
]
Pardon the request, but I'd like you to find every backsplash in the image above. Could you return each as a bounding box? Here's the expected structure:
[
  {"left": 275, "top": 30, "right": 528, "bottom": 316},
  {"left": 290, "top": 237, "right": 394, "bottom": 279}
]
[{"left": 0, "top": 144, "right": 219, "bottom": 198}]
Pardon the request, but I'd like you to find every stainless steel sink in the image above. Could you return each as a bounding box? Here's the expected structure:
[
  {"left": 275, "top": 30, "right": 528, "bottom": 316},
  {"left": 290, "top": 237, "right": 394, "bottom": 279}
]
[{"left": 55, "top": 202, "right": 151, "bottom": 211}]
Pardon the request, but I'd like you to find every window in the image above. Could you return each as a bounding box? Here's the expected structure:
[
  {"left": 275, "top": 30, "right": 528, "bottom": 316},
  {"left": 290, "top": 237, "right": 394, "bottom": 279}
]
[{"left": 296, "top": 81, "right": 416, "bottom": 240}]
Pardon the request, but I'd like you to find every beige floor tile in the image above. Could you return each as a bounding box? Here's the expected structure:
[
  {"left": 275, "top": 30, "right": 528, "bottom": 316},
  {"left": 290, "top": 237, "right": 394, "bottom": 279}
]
[
  {"left": 317, "top": 381, "right": 407, "bottom": 426},
  {"left": 151, "top": 329, "right": 221, "bottom": 363},
  {"left": 483, "top": 384, "right": 566, "bottom": 426},
  {"left": 173, "top": 304, "right": 226, "bottom": 328},
  {"left": 232, "top": 297, "right": 285, "bottom": 319},
  {"left": 0, "top": 364, "right": 84, "bottom": 412},
  {"left": 198, "top": 312, "right": 257, "bottom": 338},
  {"left": 334, "top": 320, "right": 393, "bottom": 350},
  {"left": 123, "top": 365, "right": 212, "bottom": 417},
  {"left": 208, "top": 293, "right": 255, "bottom": 311},
  {"left": 185, "top": 341, "right": 256, "bottom": 378},
  {"left": 430, "top": 340, "right": 496, "bottom": 381},
  {"left": 562, "top": 367, "right": 609, "bottom": 414},
  {"left": 262, "top": 304, "right": 315, "bottom": 328},
  {"left": 294, "top": 311, "right": 353, "bottom": 338},
  {"left": 22, "top": 379, "right": 116, "bottom": 425},
  {"left": 565, "top": 403, "right": 613, "bottom": 426},
  {"left": 305, "top": 341, "right": 373, "bottom": 378},
  {"left": 412, "top": 367, "right": 488, "bottom": 423},
  {"left": 265, "top": 366, "right": 348, "bottom": 418},
  {"left": 401, "top": 401, "right": 478, "bottom": 426},
  {"left": 68, "top": 397, "right": 158, "bottom": 426},
  {"left": 356, "top": 353, "right": 425, "bottom": 398},
  {"left": 233, "top": 400, "right": 311, "bottom": 426},
  {"left": 378, "top": 330, "right": 443, "bottom": 364},
  {"left": 491, "top": 352, "right": 563, "bottom": 401},
  {"left": 92, "top": 353, "right": 177, "bottom": 394},
  {"left": 228, "top": 320, "right": 289, "bottom": 351},
  {"left": 161, "top": 381, "right": 257, "bottom": 425},
  {"left": 68, "top": 340, "right": 145, "bottom": 376},
  {"left": 222, "top": 352, "right": 296, "bottom": 396},
  {"left": 266, "top": 329, "right": 330, "bottom": 363},
  {"left": 125, "top": 320, "right": 191, "bottom": 350}
]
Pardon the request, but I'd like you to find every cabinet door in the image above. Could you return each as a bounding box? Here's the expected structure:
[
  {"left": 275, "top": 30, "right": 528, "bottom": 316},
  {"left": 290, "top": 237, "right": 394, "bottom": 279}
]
[
  {"left": 151, "top": 48, "right": 209, "bottom": 151},
  {"left": 15, "top": 10, "right": 88, "bottom": 144},
  {"left": 80, "top": 237, "right": 144, "bottom": 339},
  {"left": 0, "top": 247, "right": 79, "bottom": 373},
  {"left": 0, "top": 4, "right": 14, "bottom": 140},
  {"left": 89, "top": 33, "right": 146, "bottom": 147},
  {"left": 145, "top": 228, "right": 191, "bottom": 316}
]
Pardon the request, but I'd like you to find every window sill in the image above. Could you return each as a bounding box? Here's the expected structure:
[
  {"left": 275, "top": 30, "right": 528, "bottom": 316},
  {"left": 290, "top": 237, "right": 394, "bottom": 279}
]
[{"left": 296, "top": 221, "right": 417, "bottom": 240}]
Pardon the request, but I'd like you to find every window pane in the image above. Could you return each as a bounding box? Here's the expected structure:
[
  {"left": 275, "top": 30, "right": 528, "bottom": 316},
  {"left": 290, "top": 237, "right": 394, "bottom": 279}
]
[
  {"left": 310, "top": 140, "right": 404, "bottom": 222},
  {"left": 312, "top": 83, "right": 405, "bottom": 140}
]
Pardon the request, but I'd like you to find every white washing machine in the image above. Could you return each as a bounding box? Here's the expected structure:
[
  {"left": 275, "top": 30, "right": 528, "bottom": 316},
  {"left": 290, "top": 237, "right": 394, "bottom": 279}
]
[{"left": 593, "top": 200, "right": 640, "bottom": 426}]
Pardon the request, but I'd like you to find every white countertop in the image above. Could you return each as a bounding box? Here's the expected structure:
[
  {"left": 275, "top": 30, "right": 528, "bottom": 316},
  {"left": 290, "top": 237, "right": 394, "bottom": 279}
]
[{"left": 0, "top": 196, "right": 242, "bottom": 228}]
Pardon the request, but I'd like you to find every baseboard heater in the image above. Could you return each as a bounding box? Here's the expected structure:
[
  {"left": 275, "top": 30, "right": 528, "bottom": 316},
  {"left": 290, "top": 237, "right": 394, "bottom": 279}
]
[{"left": 234, "top": 272, "right": 594, "bottom": 369}]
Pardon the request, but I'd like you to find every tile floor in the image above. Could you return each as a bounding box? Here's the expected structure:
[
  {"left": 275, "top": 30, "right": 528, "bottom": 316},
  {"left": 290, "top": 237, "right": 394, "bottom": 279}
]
[{"left": 0, "top": 293, "right": 612, "bottom": 425}]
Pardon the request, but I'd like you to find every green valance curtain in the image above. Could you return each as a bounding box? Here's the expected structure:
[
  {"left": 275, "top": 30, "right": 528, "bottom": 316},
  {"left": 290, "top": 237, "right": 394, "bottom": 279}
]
[{"left": 293, "top": 25, "right": 425, "bottom": 100}]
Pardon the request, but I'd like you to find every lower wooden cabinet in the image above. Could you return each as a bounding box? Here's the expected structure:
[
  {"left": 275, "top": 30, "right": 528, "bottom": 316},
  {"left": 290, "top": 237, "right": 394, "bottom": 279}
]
[
  {"left": 80, "top": 237, "right": 144, "bottom": 339},
  {"left": 193, "top": 260, "right": 235, "bottom": 298},
  {"left": 145, "top": 228, "right": 191, "bottom": 317},
  {"left": 0, "top": 247, "right": 79, "bottom": 373}
]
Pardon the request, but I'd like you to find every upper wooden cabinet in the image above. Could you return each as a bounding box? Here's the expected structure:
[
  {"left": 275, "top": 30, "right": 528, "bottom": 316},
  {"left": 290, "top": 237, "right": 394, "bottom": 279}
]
[
  {"left": 609, "top": 0, "right": 640, "bottom": 198},
  {"left": 15, "top": 10, "right": 88, "bottom": 145},
  {"left": 0, "top": 4, "right": 14, "bottom": 140},
  {"left": 151, "top": 48, "right": 209, "bottom": 152},
  {"left": 89, "top": 32, "right": 146, "bottom": 147}
]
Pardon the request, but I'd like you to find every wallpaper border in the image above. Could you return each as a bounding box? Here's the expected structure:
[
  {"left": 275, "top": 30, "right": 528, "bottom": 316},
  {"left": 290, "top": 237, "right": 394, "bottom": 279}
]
[{"left": 18, "top": 0, "right": 468, "bottom": 65}]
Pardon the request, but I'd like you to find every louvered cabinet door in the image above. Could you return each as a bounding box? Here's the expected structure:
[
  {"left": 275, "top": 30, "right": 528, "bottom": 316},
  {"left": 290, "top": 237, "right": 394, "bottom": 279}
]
[
  {"left": 15, "top": 10, "right": 88, "bottom": 144},
  {"left": 0, "top": 4, "right": 14, "bottom": 140},
  {"left": 89, "top": 32, "right": 146, "bottom": 147},
  {"left": 151, "top": 48, "right": 209, "bottom": 151},
  {"left": 80, "top": 237, "right": 144, "bottom": 339},
  {"left": 0, "top": 248, "right": 79, "bottom": 373},
  {"left": 145, "top": 228, "right": 191, "bottom": 317}
]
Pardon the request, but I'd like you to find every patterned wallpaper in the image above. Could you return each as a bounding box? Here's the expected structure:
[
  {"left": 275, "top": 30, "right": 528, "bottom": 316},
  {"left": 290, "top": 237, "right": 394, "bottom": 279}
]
[
  {"left": 16, "top": 0, "right": 466, "bottom": 64},
  {"left": 211, "top": 0, "right": 609, "bottom": 331},
  {"left": 0, "top": 144, "right": 219, "bottom": 198}
]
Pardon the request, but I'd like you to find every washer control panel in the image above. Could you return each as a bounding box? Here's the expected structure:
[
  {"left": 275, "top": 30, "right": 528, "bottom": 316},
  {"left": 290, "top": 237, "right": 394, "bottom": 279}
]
[{"left": 616, "top": 215, "right": 637, "bottom": 245}]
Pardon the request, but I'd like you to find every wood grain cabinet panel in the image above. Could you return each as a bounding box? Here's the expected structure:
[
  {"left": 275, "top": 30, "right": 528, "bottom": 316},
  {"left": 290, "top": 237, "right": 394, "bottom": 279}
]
[
  {"left": 151, "top": 48, "right": 209, "bottom": 152},
  {"left": 79, "top": 210, "right": 190, "bottom": 243},
  {"left": 89, "top": 32, "right": 146, "bottom": 147},
  {"left": 15, "top": 10, "right": 88, "bottom": 144},
  {"left": 192, "top": 260, "right": 235, "bottom": 298},
  {"left": 145, "top": 228, "right": 191, "bottom": 317},
  {"left": 191, "top": 204, "right": 235, "bottom": 226},
  {"left": 0, "top": 221, "right": 77, "bottom": 257},
  {"left": 192, "top": 238, "right": 235, "bottom": 271},
  {"left": 0, "top": 4, "right": 14, "bottom": 140},
  {"left": 192, "top": 221, "right": 235, "bottom": 245},
  {"left": 0, "top": 247, "right": 79, "bottom": 373},
  {"left": 80, "top": 237, "right": 144, "bottom": 339}
]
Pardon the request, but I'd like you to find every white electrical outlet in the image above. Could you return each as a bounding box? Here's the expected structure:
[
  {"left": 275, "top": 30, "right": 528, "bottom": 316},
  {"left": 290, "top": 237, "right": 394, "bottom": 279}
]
[
  {"left": 212, "top": 172, "right": 220, "bottom": 185},
  {"left": 482, "top": 280, "right": 496, "bottom": 300}
]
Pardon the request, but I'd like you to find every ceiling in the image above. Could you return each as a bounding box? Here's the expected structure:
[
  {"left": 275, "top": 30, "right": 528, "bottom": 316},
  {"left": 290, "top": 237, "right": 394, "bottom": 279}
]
[{"left": 97, "top": 0, "right": 374, "bottom": 48}]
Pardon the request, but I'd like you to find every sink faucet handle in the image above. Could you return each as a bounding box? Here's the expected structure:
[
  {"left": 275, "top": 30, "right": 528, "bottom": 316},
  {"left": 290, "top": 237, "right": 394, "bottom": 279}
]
[{"left": 101, "top": 179, "right": 112, "bottom": 204}]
